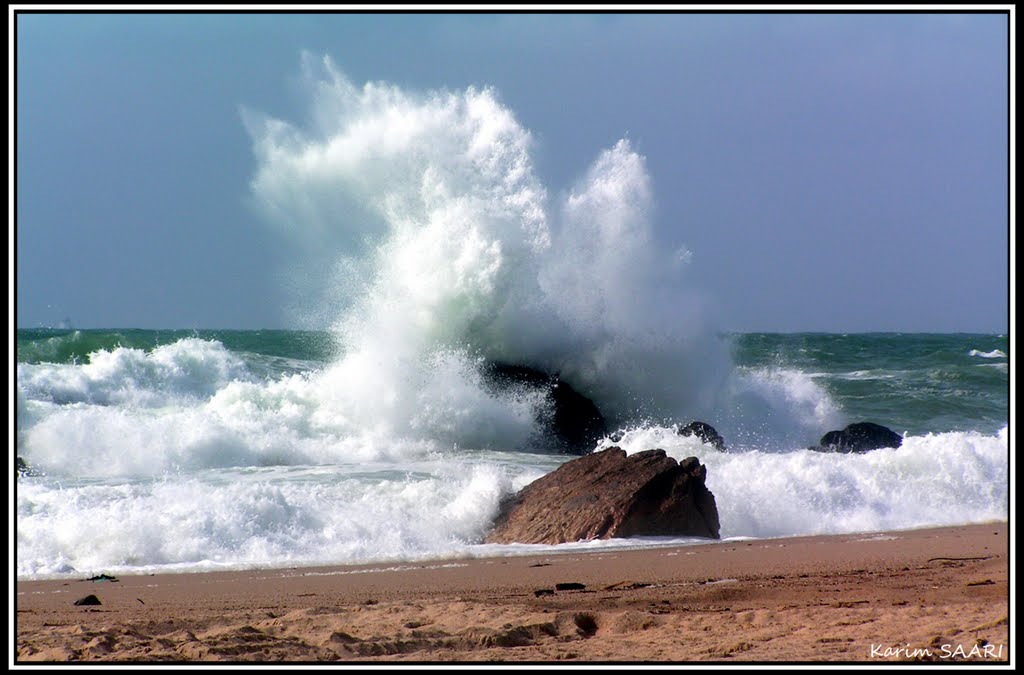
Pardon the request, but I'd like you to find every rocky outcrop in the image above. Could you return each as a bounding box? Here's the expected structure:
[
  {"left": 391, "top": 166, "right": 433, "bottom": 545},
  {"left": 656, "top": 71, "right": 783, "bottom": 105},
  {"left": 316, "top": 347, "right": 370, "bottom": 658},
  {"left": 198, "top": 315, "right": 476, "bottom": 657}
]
[
  {"left": 480, "top": 363, "right": 608, "bottom": 454},
  {"left": 16, "top": 456, "right": 41, "bottom": 477},
  {"left": 677, "top": 421, "right": 727, "bottom": 451},
  {"left": 484, "top": 447, "right": 719, "bottom": 545},
  {"left": 810, "top": 422, "right": 903, "bottom": 453}
]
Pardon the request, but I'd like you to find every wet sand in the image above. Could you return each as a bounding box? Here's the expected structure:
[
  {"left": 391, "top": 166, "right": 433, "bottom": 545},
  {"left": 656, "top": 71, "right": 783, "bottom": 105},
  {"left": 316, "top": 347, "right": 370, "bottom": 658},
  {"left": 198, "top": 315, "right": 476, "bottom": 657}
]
[{"left": 14, "top": 521, "right": 1010, "bottom": 663}]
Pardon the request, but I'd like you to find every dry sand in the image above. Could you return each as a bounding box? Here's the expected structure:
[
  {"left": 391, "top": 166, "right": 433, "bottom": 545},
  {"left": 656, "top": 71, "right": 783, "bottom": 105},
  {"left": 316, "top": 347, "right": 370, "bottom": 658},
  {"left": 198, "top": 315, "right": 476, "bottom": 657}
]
[{"left": 14, "top": 522, "right": 1010, "bottom": 664}]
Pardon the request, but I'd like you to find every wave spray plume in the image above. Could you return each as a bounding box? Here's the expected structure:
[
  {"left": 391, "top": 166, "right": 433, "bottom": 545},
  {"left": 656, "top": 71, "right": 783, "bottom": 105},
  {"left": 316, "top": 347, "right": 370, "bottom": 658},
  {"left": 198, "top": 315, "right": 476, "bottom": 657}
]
[{"left": 241, "top": 53, "right": 754, "bottom": 453}]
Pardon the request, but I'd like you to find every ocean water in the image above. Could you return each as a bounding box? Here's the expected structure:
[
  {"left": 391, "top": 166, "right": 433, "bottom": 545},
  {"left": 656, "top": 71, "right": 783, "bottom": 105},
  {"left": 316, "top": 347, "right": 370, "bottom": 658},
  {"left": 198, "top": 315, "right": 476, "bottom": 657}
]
[
  {"left": 14, "top": 57, "right": 1009, "bottom": 579},
  {"left": 15, "top": 329, "right": 1009, "bottom": 580}
]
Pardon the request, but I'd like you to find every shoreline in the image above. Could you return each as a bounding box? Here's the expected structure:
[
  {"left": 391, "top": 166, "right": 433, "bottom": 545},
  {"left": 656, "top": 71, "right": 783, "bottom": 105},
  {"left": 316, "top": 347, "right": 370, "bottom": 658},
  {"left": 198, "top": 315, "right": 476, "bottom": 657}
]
[{"left": 15, "top": 522, "right": 1011, "bottom": 663}]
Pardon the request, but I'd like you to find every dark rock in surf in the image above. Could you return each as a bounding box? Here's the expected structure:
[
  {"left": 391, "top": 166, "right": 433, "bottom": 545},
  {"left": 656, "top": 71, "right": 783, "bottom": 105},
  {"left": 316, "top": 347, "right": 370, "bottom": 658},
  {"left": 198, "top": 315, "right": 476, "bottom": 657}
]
[
  {"left": 677, "top": 421, "right": 727, "bottom": 451},
  {"left": 484, "top": 447, "right": 720, "bottom": 545},
  {"left": 810, "top": 422, "right": 903, "bottom": 453},
  {"left": 480, "top": 362, "right": 608, "bottom": 454},
  {"left": 16, "top": 456, "right": 41, "bottom": 477}
]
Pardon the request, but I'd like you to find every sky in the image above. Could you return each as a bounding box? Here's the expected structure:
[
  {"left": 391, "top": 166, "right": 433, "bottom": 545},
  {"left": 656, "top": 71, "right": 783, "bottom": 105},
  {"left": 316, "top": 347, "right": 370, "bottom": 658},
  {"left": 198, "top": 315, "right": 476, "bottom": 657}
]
[{"left": 13, "top": 9, "right": 1011, "bottom": 333}]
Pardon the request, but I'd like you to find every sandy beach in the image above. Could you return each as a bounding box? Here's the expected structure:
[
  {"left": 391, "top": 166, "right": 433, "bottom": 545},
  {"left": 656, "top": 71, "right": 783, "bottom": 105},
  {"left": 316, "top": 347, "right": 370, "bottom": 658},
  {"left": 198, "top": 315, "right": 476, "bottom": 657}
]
[{"left": 14, "top": 521, "right": 1010, "bottom": 664}]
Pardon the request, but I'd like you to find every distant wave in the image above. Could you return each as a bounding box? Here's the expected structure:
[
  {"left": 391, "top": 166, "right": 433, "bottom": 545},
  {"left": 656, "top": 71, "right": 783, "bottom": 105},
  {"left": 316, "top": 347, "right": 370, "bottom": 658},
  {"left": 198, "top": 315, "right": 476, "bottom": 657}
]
[
  {"left": 830, "top": 369, "right": 898, "bottom": 381},
  {"left": 969, "top": 349, "right": 1006, "bottom": 359},
  {"left": 17, "top": 338, "right": 250, "bottom": 408}
]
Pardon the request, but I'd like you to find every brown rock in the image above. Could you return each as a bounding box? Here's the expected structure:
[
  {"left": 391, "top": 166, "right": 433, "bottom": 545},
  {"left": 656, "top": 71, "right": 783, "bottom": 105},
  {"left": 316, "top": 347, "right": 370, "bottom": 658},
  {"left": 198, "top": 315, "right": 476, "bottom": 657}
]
[{"left": 484, "top": 447, "right": 720, "bottom": 545}]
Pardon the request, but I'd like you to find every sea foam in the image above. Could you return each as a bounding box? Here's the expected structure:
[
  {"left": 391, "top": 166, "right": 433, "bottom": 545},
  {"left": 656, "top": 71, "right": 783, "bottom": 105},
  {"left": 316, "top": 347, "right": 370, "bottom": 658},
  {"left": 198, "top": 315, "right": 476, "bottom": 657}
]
[
  {"left": 17, "top": 338, "right": 249, "bottom": 408},
  {"left": 16, "top": 458, "right": 552, "bottom": 578},
  {"left": 17, "top": 426, "right": 1007, "bottom": 579}
]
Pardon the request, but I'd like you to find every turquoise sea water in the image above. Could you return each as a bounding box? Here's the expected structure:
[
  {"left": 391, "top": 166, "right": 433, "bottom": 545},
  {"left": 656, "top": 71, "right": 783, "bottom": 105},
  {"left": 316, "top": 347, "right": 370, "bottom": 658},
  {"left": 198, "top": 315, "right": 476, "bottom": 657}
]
[
  {"left": 729, "top": 332, "right": 1008, "bottom": 437},
  {"left": 17, "top": 329, "right": 1008, "bottom": 436}
]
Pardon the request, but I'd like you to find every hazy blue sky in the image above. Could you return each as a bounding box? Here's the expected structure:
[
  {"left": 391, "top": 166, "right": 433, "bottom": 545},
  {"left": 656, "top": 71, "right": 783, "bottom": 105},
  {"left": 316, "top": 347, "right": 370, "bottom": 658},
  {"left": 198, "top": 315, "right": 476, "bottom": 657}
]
[{"left": 14, "top": 11, "right": 1010, "bottom": 332}]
